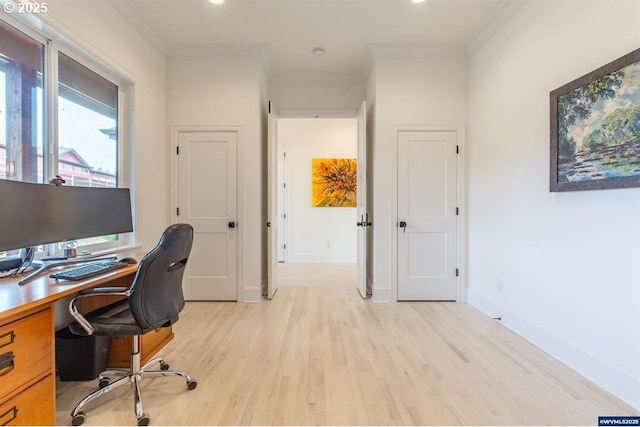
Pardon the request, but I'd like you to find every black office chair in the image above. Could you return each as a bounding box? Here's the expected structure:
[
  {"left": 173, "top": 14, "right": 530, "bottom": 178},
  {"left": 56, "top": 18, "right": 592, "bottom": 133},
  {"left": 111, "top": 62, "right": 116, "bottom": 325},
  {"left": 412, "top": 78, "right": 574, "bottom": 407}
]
[{"left": 67, "top": 224, "right": 197, "bottom": 426}]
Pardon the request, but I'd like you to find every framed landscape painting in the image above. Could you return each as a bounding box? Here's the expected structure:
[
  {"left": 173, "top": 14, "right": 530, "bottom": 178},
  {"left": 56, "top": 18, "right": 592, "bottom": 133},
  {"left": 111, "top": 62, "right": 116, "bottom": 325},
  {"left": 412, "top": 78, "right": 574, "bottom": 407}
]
[
  {"left": 550, "top": 48, "right": 640, "bottom": 192},
  {"left": 311, "top": 158, "right": 357, "bottom": 207}
]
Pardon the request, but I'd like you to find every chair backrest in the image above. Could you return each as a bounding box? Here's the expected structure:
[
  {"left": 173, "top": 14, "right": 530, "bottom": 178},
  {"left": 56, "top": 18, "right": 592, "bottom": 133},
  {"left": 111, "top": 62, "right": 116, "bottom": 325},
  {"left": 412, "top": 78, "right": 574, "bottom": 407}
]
[{"left": 128, "top": 223, "right": 193, "bottom": 330}]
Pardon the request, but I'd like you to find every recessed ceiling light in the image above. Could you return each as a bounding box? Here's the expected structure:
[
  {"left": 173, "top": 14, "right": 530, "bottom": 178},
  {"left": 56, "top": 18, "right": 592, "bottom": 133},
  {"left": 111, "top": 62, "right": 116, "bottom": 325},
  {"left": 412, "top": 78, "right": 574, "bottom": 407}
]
[
  {"left": 312, "top": 47, "right": 326, "bottom": 56},
  {"left": 411, "top": 0, "right": 426, "bottom": 3},
  {"left": 209, "top": 0, "right": 224, "bottom": 4}
]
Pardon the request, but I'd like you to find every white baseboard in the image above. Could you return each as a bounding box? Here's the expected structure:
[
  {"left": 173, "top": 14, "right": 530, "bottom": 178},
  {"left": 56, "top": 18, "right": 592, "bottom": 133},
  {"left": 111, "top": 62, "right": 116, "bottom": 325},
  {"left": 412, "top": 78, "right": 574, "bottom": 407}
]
[
  {"left": 372, "top": 287, "right": 393, "bottom": 303},
  {"left": 242, "top": 286, "right": 263, "bottom": 303},
  {"left": 468, "top": 290, "right": 640, "bottom": 410}
]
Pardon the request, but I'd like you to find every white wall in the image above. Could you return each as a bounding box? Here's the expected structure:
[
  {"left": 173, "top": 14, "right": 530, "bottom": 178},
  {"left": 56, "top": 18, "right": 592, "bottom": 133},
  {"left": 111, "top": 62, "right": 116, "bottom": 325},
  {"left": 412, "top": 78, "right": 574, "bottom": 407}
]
[
  {"left": 168, "top": 55, "right": 265, "bottom": 302},
  {"left": 37, "top": 0, "right": 169, "bottom": 251},
  {"left": 278, "top": 118, "right": 358, "bottom": 262},
  {"left": 269, "top": 78, "right": 364, "bottom": 116},
  {"left": 468, "top": 0, "right": 640, "bottom": 408},
  {"left": 370, "top": 54, "right": 469, "bottom": 302}
]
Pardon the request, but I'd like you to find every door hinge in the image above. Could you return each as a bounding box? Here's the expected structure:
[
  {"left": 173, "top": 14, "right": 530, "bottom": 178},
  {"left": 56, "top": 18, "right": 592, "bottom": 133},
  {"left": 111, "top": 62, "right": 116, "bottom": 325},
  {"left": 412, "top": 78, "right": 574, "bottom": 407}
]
[
  {"left": 268, "top": 101, "right": 271, "bottom": 114},
  {"left": 283, "top": 152, "right": 286, "bottom": 158},
  {"left": 176, "top": 207, "right": 180, "bottom": 216},
  {"left": 283, "top": 183, "right": 287, "bottom": 188},
  {"left": 283, "top": 244, "right": 287, "bottom": 249},
  {"left": 456, "top": 145, "right": 459, "bottom": 154},
  {"left": 176, "top": 146, "right": 179, "bottom": 155},
  {"left": 456, "top": 207, "right": 459, "bottom": 215},
  {"left": 456, "top": 268, "right": 459, "bottom": 277},
  {"left": 283, "top": 213, "right": 287, "bottom": 219}
]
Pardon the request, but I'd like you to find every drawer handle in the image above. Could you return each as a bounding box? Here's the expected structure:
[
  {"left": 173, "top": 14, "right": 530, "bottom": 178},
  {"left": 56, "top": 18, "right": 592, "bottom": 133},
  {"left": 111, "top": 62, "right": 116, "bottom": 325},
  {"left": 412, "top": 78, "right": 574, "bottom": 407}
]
[
  {"left": 0, "top": 406, "right": 18, "bottom": 426},
  {"left": 0, "top": 351, "right": 14, "bottom": 377},
  {"left": 0, "top": 331, "right": 15, "bottom": 349}
]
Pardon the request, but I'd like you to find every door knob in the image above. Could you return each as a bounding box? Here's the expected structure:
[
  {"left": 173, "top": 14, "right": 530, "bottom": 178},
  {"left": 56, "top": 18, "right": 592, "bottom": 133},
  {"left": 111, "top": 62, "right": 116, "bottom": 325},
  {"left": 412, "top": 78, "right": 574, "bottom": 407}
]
[{"left": 228, "top": 222, "right": 236, "bottom": 228}]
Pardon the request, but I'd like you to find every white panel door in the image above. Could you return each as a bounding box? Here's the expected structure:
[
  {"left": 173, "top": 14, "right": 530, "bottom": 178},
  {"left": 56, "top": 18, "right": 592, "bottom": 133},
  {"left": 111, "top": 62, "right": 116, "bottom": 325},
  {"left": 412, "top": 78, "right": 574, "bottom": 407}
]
[
  {"left": 178, "top": 131, "right": 237, "bottom": 301},
  {"left": 267, "top": 102, "right": 279, "bottom": 299},
  {"left": 356, "top": 101, "right": 368, "bottom": 298},
  {"left": 397, "top": 131, "right": 457, "bottom": 301}
]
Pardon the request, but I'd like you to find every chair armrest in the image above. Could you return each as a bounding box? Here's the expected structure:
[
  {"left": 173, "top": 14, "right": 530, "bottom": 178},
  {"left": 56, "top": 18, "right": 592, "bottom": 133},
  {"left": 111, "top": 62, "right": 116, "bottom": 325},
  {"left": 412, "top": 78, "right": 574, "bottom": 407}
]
[
  {"left": 69, "top": 287, "right": 132, "bottom": 335},
  {"left": 79, "top": 287, "right": 132, "bottom": 296}
]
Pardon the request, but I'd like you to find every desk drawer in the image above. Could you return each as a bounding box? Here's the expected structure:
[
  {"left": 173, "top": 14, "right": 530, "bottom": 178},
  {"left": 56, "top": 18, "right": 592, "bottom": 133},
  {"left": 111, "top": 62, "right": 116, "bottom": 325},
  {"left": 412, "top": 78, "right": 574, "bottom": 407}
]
[
  {"left": 0, "top": 374, "right": 54, "bottom": 426},
  {"left": 0, "top": 308, "right": 52, "bottom": 399}
]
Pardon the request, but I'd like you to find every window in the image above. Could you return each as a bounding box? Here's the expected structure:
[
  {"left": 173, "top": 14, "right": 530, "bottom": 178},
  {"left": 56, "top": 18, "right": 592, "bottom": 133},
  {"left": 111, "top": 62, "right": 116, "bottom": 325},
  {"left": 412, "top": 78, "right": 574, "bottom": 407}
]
[
  {"left": 58, "top": 52, "right": 118, "bottom": 189},
  {"left": 0, "top": 18, "right": 127, "bottom": 257},
  {"left": 58, "top": 53, "right": 119, "bottom": 249},
  {"left": 0, "top": 20, "right": 44, "bottom": 183}
]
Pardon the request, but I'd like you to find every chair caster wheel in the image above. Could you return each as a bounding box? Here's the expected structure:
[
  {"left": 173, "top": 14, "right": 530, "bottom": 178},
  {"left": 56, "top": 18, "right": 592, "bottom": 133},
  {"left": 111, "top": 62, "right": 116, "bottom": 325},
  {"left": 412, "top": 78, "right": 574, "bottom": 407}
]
[
  {"left": 98, "top": 378, "right": 110, "bottom": 389},
  {"left": 137, "top": 414, "right": 150, "bottom": 426},
  {"left": 160, "top": 362, "right": 170, "bottom": 371},
  {"left": 187, "top": 380, "right": 197, "bottom": 390},
  {"left": 71, "top": 412, "right": 86, "bottom": 426}
]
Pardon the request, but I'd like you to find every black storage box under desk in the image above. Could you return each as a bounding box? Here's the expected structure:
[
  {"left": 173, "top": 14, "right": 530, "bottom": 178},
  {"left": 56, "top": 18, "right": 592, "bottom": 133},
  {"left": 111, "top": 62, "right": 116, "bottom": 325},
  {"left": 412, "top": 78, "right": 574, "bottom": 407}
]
[{"left": 55, "top": 327, "right": 111, "bottom": 381}]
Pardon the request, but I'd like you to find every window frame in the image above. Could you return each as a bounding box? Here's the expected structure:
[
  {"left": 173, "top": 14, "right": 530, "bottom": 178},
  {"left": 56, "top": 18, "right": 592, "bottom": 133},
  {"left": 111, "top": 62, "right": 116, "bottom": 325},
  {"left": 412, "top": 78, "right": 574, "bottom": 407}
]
[{"left": 0, "top": 14, "right": 133, "bottom": 257}]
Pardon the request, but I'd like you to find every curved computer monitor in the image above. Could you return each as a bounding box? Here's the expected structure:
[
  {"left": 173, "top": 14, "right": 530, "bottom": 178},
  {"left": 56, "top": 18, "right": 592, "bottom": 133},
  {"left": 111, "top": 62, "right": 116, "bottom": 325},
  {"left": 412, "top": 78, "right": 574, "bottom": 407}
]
[{"left": 0, "top": 179, "right": 133, "bottom": 253}]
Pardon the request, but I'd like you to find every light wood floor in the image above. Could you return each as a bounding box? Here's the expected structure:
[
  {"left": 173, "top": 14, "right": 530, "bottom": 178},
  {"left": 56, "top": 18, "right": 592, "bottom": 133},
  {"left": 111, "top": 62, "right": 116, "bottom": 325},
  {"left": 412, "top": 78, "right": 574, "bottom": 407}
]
[{"left": 56, "top": 263, "right": 637, "bottom": 425}]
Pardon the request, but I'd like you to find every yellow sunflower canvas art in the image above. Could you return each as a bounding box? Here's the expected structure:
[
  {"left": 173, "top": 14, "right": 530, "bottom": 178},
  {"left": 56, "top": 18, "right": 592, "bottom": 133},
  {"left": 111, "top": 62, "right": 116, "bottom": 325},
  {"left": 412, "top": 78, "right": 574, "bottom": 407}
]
[{"left": 311, "top": 158, "right": 357, "bottom": 207}]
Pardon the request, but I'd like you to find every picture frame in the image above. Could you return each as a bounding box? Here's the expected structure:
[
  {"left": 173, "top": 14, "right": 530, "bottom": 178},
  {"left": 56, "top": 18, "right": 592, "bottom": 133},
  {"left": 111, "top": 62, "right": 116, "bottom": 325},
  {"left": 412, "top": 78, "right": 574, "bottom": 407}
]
[
  {"left": 311, "top": 158, "right": 357, "bottom": 207},
  {"left": 550, "top": 48, "right": 640, "bottom": 192}
]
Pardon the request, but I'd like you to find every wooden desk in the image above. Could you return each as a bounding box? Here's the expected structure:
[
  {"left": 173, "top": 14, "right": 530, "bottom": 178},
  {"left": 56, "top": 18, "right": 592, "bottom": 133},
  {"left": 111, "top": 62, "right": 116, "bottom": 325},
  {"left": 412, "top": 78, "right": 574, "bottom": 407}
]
[{"left": 0, "top": 255, "right": 173, "bottom": 426}]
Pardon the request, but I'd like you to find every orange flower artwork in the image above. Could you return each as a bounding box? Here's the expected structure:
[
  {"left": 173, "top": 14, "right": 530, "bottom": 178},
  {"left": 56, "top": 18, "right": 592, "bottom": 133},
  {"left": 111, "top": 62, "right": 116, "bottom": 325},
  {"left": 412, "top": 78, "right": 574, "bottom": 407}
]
[{"left": 312, "top": 158, "right": 357, "bottom": 207}]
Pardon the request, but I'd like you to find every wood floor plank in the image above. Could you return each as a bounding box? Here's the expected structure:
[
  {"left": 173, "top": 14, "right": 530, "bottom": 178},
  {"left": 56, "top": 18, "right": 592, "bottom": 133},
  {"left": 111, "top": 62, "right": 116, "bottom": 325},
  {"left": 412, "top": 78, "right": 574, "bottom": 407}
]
[{"left": 55, "top": 263, "right": 638, "bottom": 425}]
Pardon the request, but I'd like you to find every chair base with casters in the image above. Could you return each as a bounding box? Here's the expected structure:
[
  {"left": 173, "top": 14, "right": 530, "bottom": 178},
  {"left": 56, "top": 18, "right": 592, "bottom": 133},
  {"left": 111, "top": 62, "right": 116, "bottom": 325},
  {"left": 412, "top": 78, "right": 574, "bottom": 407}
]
[{"left": 70, "top": 333, "right": 197, "bottom": 426}]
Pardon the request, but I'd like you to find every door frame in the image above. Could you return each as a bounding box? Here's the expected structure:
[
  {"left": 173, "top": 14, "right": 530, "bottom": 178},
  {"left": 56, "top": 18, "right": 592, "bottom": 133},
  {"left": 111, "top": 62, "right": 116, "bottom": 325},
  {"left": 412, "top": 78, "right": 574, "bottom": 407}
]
[
  {"left": 390, "top": 124, "right": 466, "bottom": 303},
  {"left": 170, "top": 125, "right": 244, "bottom": 302}
]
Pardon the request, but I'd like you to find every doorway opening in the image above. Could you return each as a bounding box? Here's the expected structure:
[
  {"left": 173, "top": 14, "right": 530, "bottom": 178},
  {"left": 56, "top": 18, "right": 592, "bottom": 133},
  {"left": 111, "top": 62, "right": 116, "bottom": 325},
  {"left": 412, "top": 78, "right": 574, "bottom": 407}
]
[{"left": 275, "top": 117, "right": 359, "bottom": 289}]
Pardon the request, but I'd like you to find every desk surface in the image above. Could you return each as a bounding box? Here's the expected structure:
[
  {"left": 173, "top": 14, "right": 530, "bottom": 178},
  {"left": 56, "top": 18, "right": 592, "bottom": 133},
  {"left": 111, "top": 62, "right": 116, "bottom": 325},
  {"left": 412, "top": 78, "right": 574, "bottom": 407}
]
[{"left": 0, "top": 252, "right": 141, "bottom": 322}]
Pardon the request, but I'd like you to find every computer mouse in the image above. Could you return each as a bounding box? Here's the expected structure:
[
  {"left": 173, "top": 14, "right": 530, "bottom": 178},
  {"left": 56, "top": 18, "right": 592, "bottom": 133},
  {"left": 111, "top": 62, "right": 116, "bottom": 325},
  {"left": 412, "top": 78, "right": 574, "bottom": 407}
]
[{"left": 119, "top": 257, "right": 138, "bottom": 265}]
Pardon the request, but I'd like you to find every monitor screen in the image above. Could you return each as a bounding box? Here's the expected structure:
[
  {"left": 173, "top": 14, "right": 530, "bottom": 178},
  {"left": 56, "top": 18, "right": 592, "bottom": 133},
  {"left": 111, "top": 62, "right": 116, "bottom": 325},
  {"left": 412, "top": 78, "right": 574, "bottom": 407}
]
[{"left": 0, "top": 180, "right": 133, "bottom": 252}]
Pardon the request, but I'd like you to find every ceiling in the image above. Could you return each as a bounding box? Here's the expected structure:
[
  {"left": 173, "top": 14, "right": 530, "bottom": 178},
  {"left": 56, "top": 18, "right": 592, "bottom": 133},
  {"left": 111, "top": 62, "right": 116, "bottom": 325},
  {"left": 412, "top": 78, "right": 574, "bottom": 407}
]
[{"left": 113, "top": 0, "right": 509, "bottom": 78}]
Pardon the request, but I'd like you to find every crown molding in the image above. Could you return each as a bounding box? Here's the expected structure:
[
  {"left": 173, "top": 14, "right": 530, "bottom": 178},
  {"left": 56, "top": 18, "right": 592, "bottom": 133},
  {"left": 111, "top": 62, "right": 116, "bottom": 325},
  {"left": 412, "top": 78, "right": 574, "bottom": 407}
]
[
  {"left": 269, "top": 71, "right": 363, "bottom": 84},
  {"left": 361, "top": 43, "right": 468, "bottom": 79},
  {"left": 467, "top": 0, "right": 528, "bottom": 55},
  {"left": 169, "top": 44, "right": 272, "bottom": 79},
  {"left": 168, "top": 44, "right": 268, "bottom": 59},
  {"left": 108, "top": 0, "right": 170, "bottom": 56}
]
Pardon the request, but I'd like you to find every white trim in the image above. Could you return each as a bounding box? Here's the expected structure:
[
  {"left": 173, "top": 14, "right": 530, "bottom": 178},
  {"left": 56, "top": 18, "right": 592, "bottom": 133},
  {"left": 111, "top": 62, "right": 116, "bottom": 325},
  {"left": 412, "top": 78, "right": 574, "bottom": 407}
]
[
  {"left": 168, "top": 44, "right": 268, "bottom": 59},
  {"left": 277, "top": 109, "right": 358, "bottom": 118},
  {"left": 13, "top": 5, "right": 139, "bottom": 84},
  {"left": 107, "top": 0, "right": 170, "bottom": 56},
  {"left": 372, "top": 287, "right": 392, "bottom": 303},
  {"left": 170, "top": 126, "right": 244, "bottom": 302},
  {"left": 469, "top": 290, "right": 640, "bottom": 409},
  {"left": 243, "top": 287, "right": 263, "bottom": 303},
  {"left": 270, "top": 71, "right": 362, "bottom": 83},
  {"left": 390, "top": 124, "right": 466, "bottom": 302},
  {"left": 366, "top": 43, "right": 468, "bottom": 59},
  {"left": 287, "top": 254, "right": 357, "bottom": 263},
  {"left": 362, "top": 43, "right": 468, "bottom": 89},
  {"left": 467, "top": 0, "right": 528, "bottom": 55}
]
